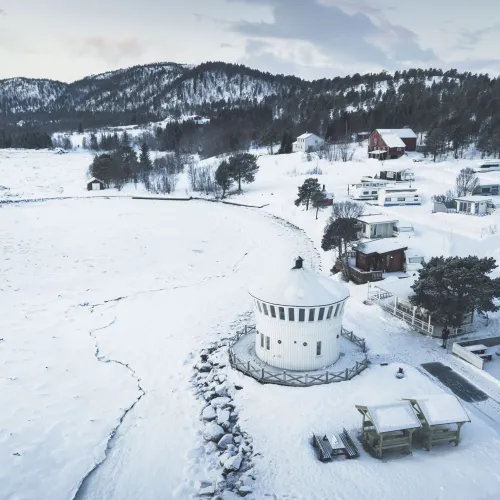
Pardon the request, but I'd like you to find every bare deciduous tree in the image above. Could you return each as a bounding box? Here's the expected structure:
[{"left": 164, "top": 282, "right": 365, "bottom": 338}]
[
  {"left": 331, "top": 200, "right": 365, "bottom": 219},
  {"left": 455, "top": 168, "right": 479, "bottom": 197}
]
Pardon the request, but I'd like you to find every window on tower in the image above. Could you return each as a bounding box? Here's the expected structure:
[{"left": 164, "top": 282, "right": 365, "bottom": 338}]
[{"left": 288, "top": 308, "right": 295, "bottom": 321}]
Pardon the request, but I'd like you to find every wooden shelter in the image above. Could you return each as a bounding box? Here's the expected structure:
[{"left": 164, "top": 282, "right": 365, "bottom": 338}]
[
  {"left": 356, "top": 402, "right": 421, "bottom": 458},
  {"left": 404, "top": 395, "right": 470, "bottom": 451}
]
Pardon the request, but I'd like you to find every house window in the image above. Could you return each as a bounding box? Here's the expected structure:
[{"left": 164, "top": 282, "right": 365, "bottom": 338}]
[
  {"left": 371, "top": 191, "right": 377, "bottom": 195},
  {"left": 385, "top": 197, "right": 392, "bottom": 202},
  {"left": 397, "top": 197, "right": 405, "bottom": 202},
  {"left": 260, "top": 333, "right": 264, "bottom": 348},
  {"left": 363, "top": 191, "right": 369, "bottom": 195},
  {"left": 299, "top": 309, "right": 305, "bottom": 321},
  {"left": 334, "top": 303, "right": 340, "bottom": 317},
  {"left": 279, "top": 307, "right": 285, "bottom": 320},
  {"left": 318, "top": 307, "right": 325, "bottom": 321},
  {"left": 288, "top": 308, "right": 295, "bottom": 321},
  {"left": 326, "top": 306, "right": 333, "bottom": 319},
  {"left": 270, "top": 305, "right": 276, "bottom": 318},
  {"left": 262, "top": 303, "right": 269, "bottom": 315},
  {"left": 316, "top": 341, "right": 322, "bottom": 356},
  {"left": 257, "top": 301, "right": 262, "bottom": 313},
  {"left": 266, "top": 336, "right": 270, "bottom": 350},
  {"left": 308, "top": 308, "right": 315, "bottom": 321}
]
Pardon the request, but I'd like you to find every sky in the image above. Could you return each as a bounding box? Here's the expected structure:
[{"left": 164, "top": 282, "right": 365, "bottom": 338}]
[{"left": 1, "top": 0, "right": 500, "bottom": 82}]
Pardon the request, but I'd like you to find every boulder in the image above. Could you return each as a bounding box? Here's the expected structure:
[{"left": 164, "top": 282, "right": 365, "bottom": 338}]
[
  {"left": 221, "top": 491, "right": 240, "bottom": 500},
  {"left": 223, "top": 454, "right": 242, "bottom": 473},
  {"left": 198, "top": 483, "right": 216, "bottom": 496},
  {"left": 237, "top": 485, "right": 252, "bottom": 496},
  {"left": 211, "top": 397, "right": 230, "bottom": 409},
  {"left": 203, "top": 422, "right": 225, "bottom": 442},
  {"left": 197, "top": 362, "right": 212, "bottom": 373},
  {"left": 202, "top": 405, "right": 217, "bottom": 421},
  {"left": 204, "top": 441, "right": 218, "bottom": 454},
  {"left": 216, "top": 408, "right": 230, "bottom": 426},
  {"left": 215, "top": 383, "right": 228, "bottom": 397},
  {"left": 217, "top": 434, "right": 234, "bottom": 450}
]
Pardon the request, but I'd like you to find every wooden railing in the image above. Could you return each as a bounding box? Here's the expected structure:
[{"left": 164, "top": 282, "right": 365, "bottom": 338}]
[
  {"left": 228, "top": 325, "right": 369, "bottom": 387},
  {"left": 349, "top": 266, "right": 383, "bottom": 284}
]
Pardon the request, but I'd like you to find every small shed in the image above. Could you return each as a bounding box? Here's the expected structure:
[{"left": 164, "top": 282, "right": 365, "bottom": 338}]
[
  {"left": 356, "top": 214, "right": 399, "bottom": 239},
  {"left": 455, "top": 196, "right": 493, "bottom": 215},
  {"left": 87, "top": 178, "right": 105, "bottom": 191},
  {"left": 356, "top": 401, "right": 421, "bottom": 458},
  {"left": 404, "top": 395, "right": 470, "bottom": 450},
  {"left": 316, "top": 184, "right": 334, "bottom": 207}
]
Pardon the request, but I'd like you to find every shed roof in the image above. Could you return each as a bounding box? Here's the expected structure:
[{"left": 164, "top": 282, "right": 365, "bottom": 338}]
[
  {"left": 249, "top": 259, "right": 349, "bottom": 307},
  {"left": 406, "top": 395, "right": 470, "bottom": 426},
  {"left": 377, "top": 128, "right": 417, "bottom": 139},
  {"left": 357, "top": 214, "right": 399, "bottom": 225},
  {"left": 356, "top": 240, "right": 408, "bottom": 255},
  {"left": 455, "top": 196, "right": 492, "bottom": 203},
  {"left": 88, "top": 177, "right": 104, "bottom": 184},
  {"left": 362, "top": 401, "right": 421, "bottom": 433},
  {"left": 380, "top": 133, "right": 406, "bottom": 148}
]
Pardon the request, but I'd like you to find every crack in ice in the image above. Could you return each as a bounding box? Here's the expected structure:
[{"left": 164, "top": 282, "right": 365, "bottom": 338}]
[{"left": 71, "top": 317, "right": 146, "bottom": 500}]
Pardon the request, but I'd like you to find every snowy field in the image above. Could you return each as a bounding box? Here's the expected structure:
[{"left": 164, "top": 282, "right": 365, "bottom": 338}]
[{"left": 2, "top": 146, "right": 500, "bottom": 499}]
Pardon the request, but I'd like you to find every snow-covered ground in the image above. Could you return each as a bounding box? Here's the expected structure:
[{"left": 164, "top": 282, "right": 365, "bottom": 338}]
[{"left": 2, "top": 145, "right": 500, "bottom": 499}]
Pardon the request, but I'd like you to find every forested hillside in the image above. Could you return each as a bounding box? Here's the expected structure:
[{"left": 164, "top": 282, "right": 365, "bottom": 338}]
[{"left": 2, "top": 62, "right": 500, "bottom": 158}]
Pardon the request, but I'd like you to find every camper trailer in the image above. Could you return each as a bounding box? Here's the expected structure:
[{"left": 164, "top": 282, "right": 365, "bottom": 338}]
[
  {"left": 473, "top": 161, "right": 500, "bottom": 173},
  {"left": 349, "top": 181, "right": 393, "bottom": 200},
  {"left": 378, "top": 187, "right": 421, "bottom": 206}
]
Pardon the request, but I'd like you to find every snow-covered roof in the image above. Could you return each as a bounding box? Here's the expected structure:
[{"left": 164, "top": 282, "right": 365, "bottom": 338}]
[
  {"left": 249, "top": 259, "right": 349, "bottom": 307},
  {"left": 297, "top": 133, "right": 322, "bottom": 140},
  {"left": 364, "top": 401, "right": 421, "bottom": 433},
  {"left": 455, "top": 196, "right": 492, "bottom": 203},
  {"left": 380, "top": 133, "right": 406, "bottom": 148},
  {"left": 377, "top": 128, "right": 417, "bottom": 139},
  {"left": 382, "top": 168, "right": 414, "bottom": 174},
  {"left": 372, "top": 276, "right": 416, "bottom": 301},
  {"left": 88, "top": 177, "right": 104, "bottom": 184},
  {"left": 356, "top": 240, "right": 408, "bottom": 255},
  {"left": 357, "top": 214, "right": 399, "bottom": 225},
  {"left": 407, "top": 395, "right": 470, "bottom": 426}
]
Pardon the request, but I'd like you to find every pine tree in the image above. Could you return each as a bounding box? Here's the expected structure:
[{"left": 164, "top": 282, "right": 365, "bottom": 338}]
[
  {"left": 278, "top": 131, "right": 294, "bottom": 154},
  {"left": 78, "top": 122, "right": 84, "bottom": 134},
  {"left": 215, "top": 159, "right": 233, "bottom": 198},
  {"left": 227, "top": 153, "right": 259, "bottom": 192},
  {"left": 139, "top": 143, "right": 152, "bottom": 170},
  {"left": 411, "top": 256, "right": 500, "bottom": 328},
  {"left": 294, "top": 178, "right": 322, "bottom": 211},
  {"left": 89, "top": 133, "right": 99, "bottom": 151}
]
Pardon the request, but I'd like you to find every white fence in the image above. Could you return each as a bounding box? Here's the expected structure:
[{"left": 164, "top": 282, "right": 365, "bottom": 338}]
[
  {"left": 368, "top": 290, "right": 434, "bottom": 336},
  {"left": 452, "top": 343, "right": 484, "bottom": 369}
]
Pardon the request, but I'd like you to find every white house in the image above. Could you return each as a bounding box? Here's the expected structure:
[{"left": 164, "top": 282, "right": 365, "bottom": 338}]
[
  {"left": 357, "top": 214, "right": 399, "bottom": 239},
  {"left": 293, "top": 133, "right": 324, "bottom": 153},
  {"left": 455, "top": 196, "right": 494, "bottom": 215},
  {"left": 249, "top": 257, "right": 350, "bottom": 371}
]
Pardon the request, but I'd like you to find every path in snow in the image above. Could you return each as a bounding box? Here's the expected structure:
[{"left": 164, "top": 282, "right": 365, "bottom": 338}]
[{"left": 421, "top": 362, "right": 489, "bottom": 402}]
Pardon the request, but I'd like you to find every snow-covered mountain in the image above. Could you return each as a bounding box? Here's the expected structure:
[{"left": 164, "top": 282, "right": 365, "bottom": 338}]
[{"left": 0, "top": 62, "right": 301, "bottom": 120}]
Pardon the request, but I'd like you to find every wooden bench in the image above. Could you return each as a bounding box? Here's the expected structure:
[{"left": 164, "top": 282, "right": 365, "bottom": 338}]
[
  {"left": 339, "top": 428, "right": 360, "bottom": 459},
  {"left": 312, "top": 434, "right": 334, "bottom": 462}
]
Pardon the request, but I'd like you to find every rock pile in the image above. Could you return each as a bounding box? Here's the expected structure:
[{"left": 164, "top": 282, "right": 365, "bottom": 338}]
[{"left": 192, "top": 340, "right": 256, "bottom": 499}]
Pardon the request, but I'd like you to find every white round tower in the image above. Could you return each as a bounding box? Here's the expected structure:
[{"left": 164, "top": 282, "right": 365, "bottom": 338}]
[{"left": 249, "top": 257, "right": 350, "bottom": 371}]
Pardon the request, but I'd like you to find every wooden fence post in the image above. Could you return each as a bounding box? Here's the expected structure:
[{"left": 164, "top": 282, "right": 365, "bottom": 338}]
[
  {"left": 355, "top": 361, "right": 359, "bottom": 373},
  {"left": 247, "top": 361, "right": 250, "bottom": 372},
  {"left": 261, "top": 369, "right": 264, "bottom": 380},
  {"left": 305, "top": 374, "right": 308, "bottom": 385},
  {"left": 245, "top": 325, "right": 247, "bottom": 335},
  {"left": 326, "top": 371, "right": 329, "bottom": 383},
  {"left": 345, "top": 368, "right": 348, "bottom": 381},
  {"left": 284, "top": 371, "right": 287, "bottom": 382}
]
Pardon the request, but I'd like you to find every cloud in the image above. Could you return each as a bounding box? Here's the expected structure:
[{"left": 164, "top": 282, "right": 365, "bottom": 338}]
[
  {"left": 0, "top": 8, "right": 6, "bottom": 16},
  {"left": 458, "top": 23, "right": 500, "bottom": 48},
  {"left": 228, "top": 0, "right": 437, "bottom": 72},
  {"left": 74, "top": 37, "right": 144, "bottom": 64},
  {"left": 220, "top": 43, "right": 234, "bottom": 48}
]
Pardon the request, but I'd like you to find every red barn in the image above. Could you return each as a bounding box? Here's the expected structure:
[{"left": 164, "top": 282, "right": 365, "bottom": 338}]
[{"left": 368, "top": 128, "right": 417, "bottom": 160}]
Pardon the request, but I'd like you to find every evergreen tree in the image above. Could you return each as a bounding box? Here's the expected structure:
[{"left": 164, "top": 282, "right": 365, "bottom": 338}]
[
  {"left": 89, "top": 133, "right": 99, "bottom": 151},
  {"left": 215, "top": 159, "right": 233, "bottom": 198},
  {"left": 294, "top": 178, "right": 323, "bottom": 211},
  {"left": 261, "top": 126, "right": 278, "bottom": 154},
  {"left": 78, "top": 122, "right": 84, "bottom": 134},
  {"left": 322, "top": 216, "right": 361, "bottom": 258},
  {"left": 425, "top": 127, "right": 446, "bottom": 161},
  {"left": 139, "top": 143, "right": 152, "bottom": 170},
  {"left": 227, "top": 153, "right": 259, "bottom": 191},
  {"left": 411, "top": 256, "right": 500, "bottom": 328},
  {"left": 278, "top": 131, "right": 294, "bottom": 154}
]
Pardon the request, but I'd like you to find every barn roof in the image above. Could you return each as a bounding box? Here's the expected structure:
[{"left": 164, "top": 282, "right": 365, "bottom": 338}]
[
  {"left": 356, "top": 239, "right": 408, "bottom": 255},
  {"left": 380, "top": 133, "right": 406, "bottom": 148},
  {"left": 249, "top": 258, "right": 349, "bottom": 307},
  {"left": 377, "top": 128, "right": 417, "bottom": 139}
]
